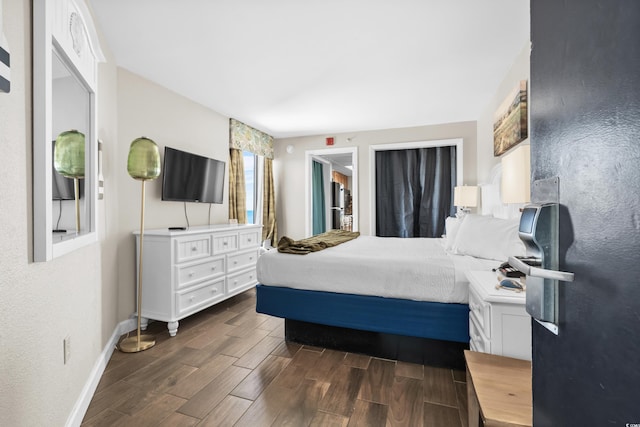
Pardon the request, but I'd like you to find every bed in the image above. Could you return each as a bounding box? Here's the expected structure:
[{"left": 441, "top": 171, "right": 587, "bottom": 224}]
[{"left": 256, "top": 166, "right": 525, "bottom": 368}]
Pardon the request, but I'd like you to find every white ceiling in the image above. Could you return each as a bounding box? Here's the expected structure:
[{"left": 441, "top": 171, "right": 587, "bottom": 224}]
[{"left": 89, "top": 0, "right": 529, "bottom": 139}]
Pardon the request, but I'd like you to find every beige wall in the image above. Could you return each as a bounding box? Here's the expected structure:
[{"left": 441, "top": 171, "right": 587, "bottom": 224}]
[
  {"left": 115, "top": 69, "right": 230, "bottom": 320},
  {"left": 274, "top": 121, "right": 478, "bottom": 239},
  {"left": 0, "top": 3, "right": 232, "bottom": 422},
  {"left": 476, "top": 42, "right": 531, "bottom": 185},
  {"left": 96, "top": 12, "right": 122, "bottom": 355},
  {"left": 0, "top": 1, "right": 119, "bottom": 425}
]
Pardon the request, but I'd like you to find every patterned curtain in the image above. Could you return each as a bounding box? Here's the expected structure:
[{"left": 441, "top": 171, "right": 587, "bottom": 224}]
[
  {"left": 228, "top": 148, "right": 247, "bottom": 224},
  {"left": 262, "top": 158, "right": 277, "bottom": 244},
  {"left": 229, "top": 118, "right": 274, "bottom": 159},
  {"left": 229, "top": 118, "right": 275, "bottom": 236}
]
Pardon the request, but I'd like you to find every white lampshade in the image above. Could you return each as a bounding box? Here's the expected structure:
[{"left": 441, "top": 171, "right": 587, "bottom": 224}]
[
  {"left": 454, "top": 185, "right": 478, "bottom": 208},
  {"left": 501, "top": 144, "right": 531, "bottom": 204}
]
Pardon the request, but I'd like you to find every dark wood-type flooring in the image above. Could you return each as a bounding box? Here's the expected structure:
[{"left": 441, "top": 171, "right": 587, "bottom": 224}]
[{"left": 81, "top": 289, "right": 468, "bottom": 426}]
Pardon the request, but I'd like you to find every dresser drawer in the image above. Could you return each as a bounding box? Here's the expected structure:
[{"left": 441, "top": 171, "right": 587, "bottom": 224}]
[
  {"left": 213, "top": 233, "right": 239, "bottom": 254},
  {"left": 176, "top": 257, "right": 225, "bottom": 289},
  {"left": 469, "top": 285, "right": 491, "bottom": 338},
  {"left": 174, "top": 235, "right": 212, "bottom": 263},
  {"left": 239, "top": 229, "right": 260, "bottom": 249},
  {"left": 177, "top": 279, "right": 225, "bottom": 316},
  {"left": 470, "top": 315, "right": 490, "bottom": 354},
  {"left": 227, "top": 268, "right": 257, "bottom": 293},
  {"left": 227, "top": 249, "right": 258, "bottom": 273}
]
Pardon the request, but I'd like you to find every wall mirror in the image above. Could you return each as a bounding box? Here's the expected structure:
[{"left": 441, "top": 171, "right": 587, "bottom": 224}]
[
  {"left": 305, "top": 147, "right": 358, "bottom": 237},
  {"left": 33, "top": 0, "right": 104, "bottom": 261}
]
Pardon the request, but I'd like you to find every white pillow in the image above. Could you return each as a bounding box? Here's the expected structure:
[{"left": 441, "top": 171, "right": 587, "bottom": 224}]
[
  {"left": 452, "top": 214, "right": 526, "bottom": 261},
  {"left": 443, "top": 216, "right": 462, "bottom": 252}
]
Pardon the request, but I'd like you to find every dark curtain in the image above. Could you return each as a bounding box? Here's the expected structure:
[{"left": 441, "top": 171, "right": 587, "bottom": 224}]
[
  {"left": 375, "top": 146, "right": 456, "bottom": 237},
  {"left": 312, "top": 160, "right": 326, "bottom": 235}
]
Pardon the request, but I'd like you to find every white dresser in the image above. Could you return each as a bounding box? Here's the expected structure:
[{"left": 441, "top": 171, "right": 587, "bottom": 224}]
[
  {"left": 135, "top": 224, "right": 262, "bottom": 336},
  {"left": 467, "top": 270, "right": 532, "bottom": 361}
]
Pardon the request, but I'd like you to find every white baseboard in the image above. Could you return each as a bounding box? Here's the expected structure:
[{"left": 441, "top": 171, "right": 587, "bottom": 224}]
[{"left": 65, "top": 318, "right": 137, "bottom": 427}]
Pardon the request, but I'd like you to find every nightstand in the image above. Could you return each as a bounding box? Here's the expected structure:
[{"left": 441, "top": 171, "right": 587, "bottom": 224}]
[{"left": 466, "top": 270, "right": 532, "bottom": 361}]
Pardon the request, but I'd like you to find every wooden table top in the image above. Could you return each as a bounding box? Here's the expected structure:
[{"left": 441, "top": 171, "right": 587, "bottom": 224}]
[{"left": 465, "top": 350, "right": 533, "bottom": 427}]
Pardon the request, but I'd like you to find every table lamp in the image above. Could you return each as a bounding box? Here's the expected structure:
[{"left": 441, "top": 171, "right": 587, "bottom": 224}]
[
  {"left": 119, "top": 137, "right": 161, "bottom": 353},
  {"left": 454, "top": 185, "right": 478, "bottom": 216}
]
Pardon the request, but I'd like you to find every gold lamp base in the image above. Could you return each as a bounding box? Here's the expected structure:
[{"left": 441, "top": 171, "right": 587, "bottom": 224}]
[
  {"left": 123, "top": 139, "right": 161, "bottom": 356},
  {"left": 118, "top": 335, "right": 156, "bottom": 353}
]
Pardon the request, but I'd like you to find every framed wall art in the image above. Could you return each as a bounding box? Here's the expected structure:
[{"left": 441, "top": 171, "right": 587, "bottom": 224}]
[{"left": 494, "top": 80, "right": 528, "bottom": 156}]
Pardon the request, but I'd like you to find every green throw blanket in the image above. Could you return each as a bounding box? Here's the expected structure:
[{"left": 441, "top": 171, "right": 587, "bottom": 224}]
[{"left": 277, "top": 230, "right": 360, "bottom": 255}]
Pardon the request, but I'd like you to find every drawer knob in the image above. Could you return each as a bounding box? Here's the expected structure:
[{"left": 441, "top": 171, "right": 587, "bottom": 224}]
[
  {"left": 191, "top": 246, "right": 197, "bottom": 251},
  {"left": 249, "top": 275, "right": 253, "bottom": 279},
  {"left": 188, "top": 272, "right": 194, "bottom": 277},
  {"left": 223, "top": 242, "right": 228, "bottom": 246},
  {"left": 211, "top": 289, "right": 217, "bottom": 293},
  {"left": 189, "top": 296, "right": 194, "bottom": 302},
  {"left": 234, "top": 280, "right": 238, "bottom": 284},
  {"left": 247, "top": 238, "right": 252, "bottom": 242},
  {"left": 211, "top": 266, "right": 216, "bottom": 270},
  {"left": 249, "top": 256, "right": 253, "bottom": 261},
  {"left": 234, "top": 261, "right": 238, "bottom": 265}
]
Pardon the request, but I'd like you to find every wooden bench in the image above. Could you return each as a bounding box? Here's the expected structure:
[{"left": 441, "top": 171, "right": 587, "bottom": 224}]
[{"left": 464, "top": 350, "right": 532, "bottom": 427}]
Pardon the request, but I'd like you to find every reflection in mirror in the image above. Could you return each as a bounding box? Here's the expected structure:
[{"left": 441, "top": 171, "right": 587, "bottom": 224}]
[
  {"left": 52, "top": 138, "right": 85, "bottom": 231},
  {"left": 53, "top": 130, "right": 85, "bottom": 234},
  {"left": 305, "top": 147, "right": 358, "bottom": 237},
  {"left": 51, "top": 51, "right": 89, "bottom": 242},
  {"left": 33, "top": 0, "right": 104, "bottom": 261}
]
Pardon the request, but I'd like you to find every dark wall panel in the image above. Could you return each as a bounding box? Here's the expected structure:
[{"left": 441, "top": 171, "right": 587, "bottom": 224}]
[{"left": 530, "top": 1, "right": 640, "bottom": 425}]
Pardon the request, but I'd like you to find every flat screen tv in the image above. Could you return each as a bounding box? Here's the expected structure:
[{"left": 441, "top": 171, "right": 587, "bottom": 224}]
[{"left": 162, "top": 146, "right": 225, "bottom": 204}]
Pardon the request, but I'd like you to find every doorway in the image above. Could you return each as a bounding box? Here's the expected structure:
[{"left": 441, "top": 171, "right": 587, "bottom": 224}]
[{"left": 305, "top": 147, "right": 358, "bottom": 237}]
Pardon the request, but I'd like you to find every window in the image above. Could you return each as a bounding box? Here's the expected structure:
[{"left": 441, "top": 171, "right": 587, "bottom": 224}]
[{"left": 243, "top": 150, "right": 261, "bottom": 225}]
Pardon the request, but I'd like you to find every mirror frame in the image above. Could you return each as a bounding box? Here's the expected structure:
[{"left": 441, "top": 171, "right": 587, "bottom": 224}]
[
  {"left": 304, "top": 146, "right": 359, "bottom": 237},
  {"left": 33, "top": 0, "right": 104, "bottom": 261}
]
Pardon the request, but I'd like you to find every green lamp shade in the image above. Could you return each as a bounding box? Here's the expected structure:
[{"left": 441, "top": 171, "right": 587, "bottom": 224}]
[
  {"left": 54, "top": 130, "right": 85, "bottom": 178},
  {"left": 127, "top": 137, "right": 161, "bottom": 181}
]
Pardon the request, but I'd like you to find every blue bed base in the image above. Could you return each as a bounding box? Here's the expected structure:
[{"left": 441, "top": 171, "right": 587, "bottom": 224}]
[{"left": 255, "top": 284, "right": 470, "bottom": 343}]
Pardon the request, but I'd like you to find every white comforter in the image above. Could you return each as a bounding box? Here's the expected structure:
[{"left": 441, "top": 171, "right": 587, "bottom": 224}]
[{"left": 256, "top": 236, "right": 499, "bottom": 304}]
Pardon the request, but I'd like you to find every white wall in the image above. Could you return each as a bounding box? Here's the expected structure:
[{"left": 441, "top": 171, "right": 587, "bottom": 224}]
[
  {"left": 476, "top": 42, "right": 531, "bottom": 185},
  {"left": 0, "top": 1, "right": 119, "bottom": 425},
  {"left": 274, "top": 121, "right": 478, "bottom": 239},
  {"left": 115, "top": 68, "right": 230, "bottom": 320}
]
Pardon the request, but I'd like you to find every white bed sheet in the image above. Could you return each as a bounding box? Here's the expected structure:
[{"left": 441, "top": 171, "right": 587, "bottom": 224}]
[{"left": 256, "top": 236, "right": 499, "bottom": 304}]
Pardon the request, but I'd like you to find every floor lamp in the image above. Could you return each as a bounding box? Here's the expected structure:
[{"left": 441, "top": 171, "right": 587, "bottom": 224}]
[
  {"left": 54, "top": 130, "right": 85, "bottom": 232},
  {"left": 119, "top": 137, "right": 161, "bottom": 353}
]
